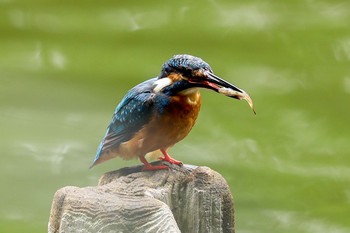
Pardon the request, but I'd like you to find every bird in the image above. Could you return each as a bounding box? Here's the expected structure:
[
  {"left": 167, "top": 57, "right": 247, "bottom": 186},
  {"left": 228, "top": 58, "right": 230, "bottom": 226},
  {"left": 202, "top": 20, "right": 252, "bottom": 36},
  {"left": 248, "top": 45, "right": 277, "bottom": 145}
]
[{"left": 90, "top": 54, "right": 255, "bottom": 170}]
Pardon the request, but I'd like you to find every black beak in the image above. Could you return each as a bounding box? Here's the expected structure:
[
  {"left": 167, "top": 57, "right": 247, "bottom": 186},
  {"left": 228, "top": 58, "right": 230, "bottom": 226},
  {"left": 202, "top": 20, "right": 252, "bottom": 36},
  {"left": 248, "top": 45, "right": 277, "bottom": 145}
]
[
  {"left": 205, "top": 72, "right": 243, "bottom": 95},
  {"left": 203, "top": 71, "right": 256, "bottom": 114}
]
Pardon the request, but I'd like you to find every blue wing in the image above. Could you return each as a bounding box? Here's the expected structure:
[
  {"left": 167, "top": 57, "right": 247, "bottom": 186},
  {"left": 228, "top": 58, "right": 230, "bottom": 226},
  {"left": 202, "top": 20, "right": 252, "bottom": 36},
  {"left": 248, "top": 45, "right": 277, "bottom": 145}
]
[{"left": 91, "top": 78, "right": 162, "bottom": 167}]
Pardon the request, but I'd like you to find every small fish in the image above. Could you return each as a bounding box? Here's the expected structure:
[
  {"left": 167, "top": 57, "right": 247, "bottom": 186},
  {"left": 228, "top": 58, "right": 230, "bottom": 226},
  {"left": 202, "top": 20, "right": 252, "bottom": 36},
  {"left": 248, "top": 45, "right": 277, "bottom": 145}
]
[{"left": 218, "top": 87, "right": 256, "bottom": 114}]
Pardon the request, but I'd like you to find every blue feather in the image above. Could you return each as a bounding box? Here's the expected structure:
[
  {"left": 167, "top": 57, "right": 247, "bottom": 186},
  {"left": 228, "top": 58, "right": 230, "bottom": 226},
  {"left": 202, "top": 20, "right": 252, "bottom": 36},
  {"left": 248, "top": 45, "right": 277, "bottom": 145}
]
[{"left": 91, "top": 78, "right": 170, "bottom": 167}]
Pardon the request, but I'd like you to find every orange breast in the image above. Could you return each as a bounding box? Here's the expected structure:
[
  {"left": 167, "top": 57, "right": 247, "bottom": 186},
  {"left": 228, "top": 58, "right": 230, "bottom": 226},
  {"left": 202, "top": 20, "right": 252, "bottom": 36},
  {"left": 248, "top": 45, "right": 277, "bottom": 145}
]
[{"left": 118, "top": 91, "right": 201, "bottom": 159}]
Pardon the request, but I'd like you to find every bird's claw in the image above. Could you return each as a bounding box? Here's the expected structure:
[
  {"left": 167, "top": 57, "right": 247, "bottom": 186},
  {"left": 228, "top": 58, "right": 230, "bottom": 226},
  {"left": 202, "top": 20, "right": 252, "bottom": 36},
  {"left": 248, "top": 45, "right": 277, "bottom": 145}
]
[
  {"left": 142, "top": 164, "right": 169, "bottom": 171},
  {"left": 159, "top": 156, "right": 183, "bottom": 166}
]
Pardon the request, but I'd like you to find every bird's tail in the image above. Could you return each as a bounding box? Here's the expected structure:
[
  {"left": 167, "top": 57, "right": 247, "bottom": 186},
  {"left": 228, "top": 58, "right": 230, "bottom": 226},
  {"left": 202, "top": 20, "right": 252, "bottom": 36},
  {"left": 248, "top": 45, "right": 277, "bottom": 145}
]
[{"left": 89, "top": 128, "right": 110, "bottom": 169}]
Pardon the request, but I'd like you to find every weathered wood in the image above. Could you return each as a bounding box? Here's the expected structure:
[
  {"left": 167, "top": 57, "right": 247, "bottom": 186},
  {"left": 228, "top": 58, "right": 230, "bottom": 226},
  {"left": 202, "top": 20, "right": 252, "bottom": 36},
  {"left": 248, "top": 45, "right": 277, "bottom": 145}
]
[{"left": 49, "top": 162, "right": 235, "bottom": 233}]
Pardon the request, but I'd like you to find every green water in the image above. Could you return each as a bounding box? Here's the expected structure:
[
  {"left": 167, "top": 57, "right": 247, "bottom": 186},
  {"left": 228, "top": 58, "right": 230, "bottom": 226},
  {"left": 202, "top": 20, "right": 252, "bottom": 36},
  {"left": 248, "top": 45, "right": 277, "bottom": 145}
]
[{"left": 1, "top": 0, "right": 349, "bottom": 232}]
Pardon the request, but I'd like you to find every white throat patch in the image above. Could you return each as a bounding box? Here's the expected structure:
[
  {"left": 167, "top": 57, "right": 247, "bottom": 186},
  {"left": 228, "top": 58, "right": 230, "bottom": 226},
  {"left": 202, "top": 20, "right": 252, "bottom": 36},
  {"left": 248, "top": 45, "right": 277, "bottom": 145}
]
[
  {"left": 153, "top": 78, "right": 172, "bottom": 92},
  {"left": 178, "top": 87, "right": 199, "bottom": 96}
]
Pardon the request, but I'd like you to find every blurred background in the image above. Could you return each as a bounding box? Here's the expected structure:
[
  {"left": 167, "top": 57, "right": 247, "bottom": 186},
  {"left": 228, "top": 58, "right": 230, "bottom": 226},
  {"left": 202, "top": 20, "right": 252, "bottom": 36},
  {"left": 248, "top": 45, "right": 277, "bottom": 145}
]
[{"left": 1, "top": 0, "right": 349, "bottom": 232}]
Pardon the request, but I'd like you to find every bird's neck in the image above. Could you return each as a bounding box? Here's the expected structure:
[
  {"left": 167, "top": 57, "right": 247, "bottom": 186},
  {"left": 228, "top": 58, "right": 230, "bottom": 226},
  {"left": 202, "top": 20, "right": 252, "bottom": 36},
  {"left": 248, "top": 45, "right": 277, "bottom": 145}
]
[
  {"left": 178, "top": 87, "right": 199, "bottom": 96},
  {"left": 174, "top": 89, "right": 201, "bottom": 107}
]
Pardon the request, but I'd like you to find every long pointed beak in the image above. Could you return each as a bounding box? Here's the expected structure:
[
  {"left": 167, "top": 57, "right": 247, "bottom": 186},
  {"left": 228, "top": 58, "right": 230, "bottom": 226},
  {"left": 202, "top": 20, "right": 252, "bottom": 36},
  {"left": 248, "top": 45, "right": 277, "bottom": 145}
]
[{"left": 204, "top": 71, "right": 256, "bottom": 114}]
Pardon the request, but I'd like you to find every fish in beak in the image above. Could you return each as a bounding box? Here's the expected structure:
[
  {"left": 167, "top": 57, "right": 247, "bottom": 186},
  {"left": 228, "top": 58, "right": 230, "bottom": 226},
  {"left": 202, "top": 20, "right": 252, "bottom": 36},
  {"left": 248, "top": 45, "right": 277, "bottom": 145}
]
[{"left": 201, "top": 70, "right": 256, "bottom": 114}]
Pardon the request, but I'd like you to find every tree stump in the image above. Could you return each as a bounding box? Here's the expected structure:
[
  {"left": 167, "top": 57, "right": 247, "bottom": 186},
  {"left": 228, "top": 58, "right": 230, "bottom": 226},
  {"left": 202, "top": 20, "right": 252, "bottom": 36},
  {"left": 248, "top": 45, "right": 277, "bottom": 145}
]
[{"left": 48, "top": 162, "right": 235, "bottom": 233}]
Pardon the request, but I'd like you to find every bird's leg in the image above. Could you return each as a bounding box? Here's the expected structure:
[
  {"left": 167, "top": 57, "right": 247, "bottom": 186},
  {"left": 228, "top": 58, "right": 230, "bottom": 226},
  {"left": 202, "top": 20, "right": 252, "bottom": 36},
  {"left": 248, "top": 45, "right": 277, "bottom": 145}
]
[
  {"left": 139, "top": 155, "right": 169, "bottom": 171},
  {"left": 159, "top": 149, "right": 183, "bottom": 165}
]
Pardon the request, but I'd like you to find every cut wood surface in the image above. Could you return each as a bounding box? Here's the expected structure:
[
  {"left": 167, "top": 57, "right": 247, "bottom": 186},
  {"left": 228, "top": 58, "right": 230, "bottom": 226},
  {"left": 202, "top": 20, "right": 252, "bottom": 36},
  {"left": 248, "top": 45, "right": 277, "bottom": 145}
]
[{"left": 49, "top": 162, "right": 235, "bottom": 233}]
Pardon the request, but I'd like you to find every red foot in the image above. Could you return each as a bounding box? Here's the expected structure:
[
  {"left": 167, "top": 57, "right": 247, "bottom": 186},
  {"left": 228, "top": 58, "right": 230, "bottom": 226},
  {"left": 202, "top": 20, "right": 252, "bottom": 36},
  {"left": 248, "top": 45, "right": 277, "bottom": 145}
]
[
  {"left": 159, "top": 149, "right": 183, "bottom": 165},
  {"left": 142, "top": 164, "right": 169, "bottom": 171},
  {"left": 139, "top": 155, "right": 169, "bottom": 171}
]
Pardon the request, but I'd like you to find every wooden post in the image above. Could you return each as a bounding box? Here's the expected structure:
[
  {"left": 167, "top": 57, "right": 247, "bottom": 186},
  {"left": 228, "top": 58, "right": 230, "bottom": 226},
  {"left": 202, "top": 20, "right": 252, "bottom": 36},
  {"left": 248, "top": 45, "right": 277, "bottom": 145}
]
[{"left": 48, "top": 162, "right": 235, "bottom": 233}]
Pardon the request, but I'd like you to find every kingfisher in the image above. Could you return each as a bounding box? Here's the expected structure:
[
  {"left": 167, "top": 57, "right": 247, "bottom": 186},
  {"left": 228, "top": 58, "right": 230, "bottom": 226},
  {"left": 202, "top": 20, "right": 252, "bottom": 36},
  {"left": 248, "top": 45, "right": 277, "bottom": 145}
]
[{"left": 90, "top": 54, "right": 255, "bottom": 170}]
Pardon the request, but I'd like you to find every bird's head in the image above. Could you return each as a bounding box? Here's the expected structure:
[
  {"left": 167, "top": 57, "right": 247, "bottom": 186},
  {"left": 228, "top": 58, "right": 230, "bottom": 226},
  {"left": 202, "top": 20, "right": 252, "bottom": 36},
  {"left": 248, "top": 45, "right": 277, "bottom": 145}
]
[{"left": 154, "top": 54, "right": 255, "bottom": 114}]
